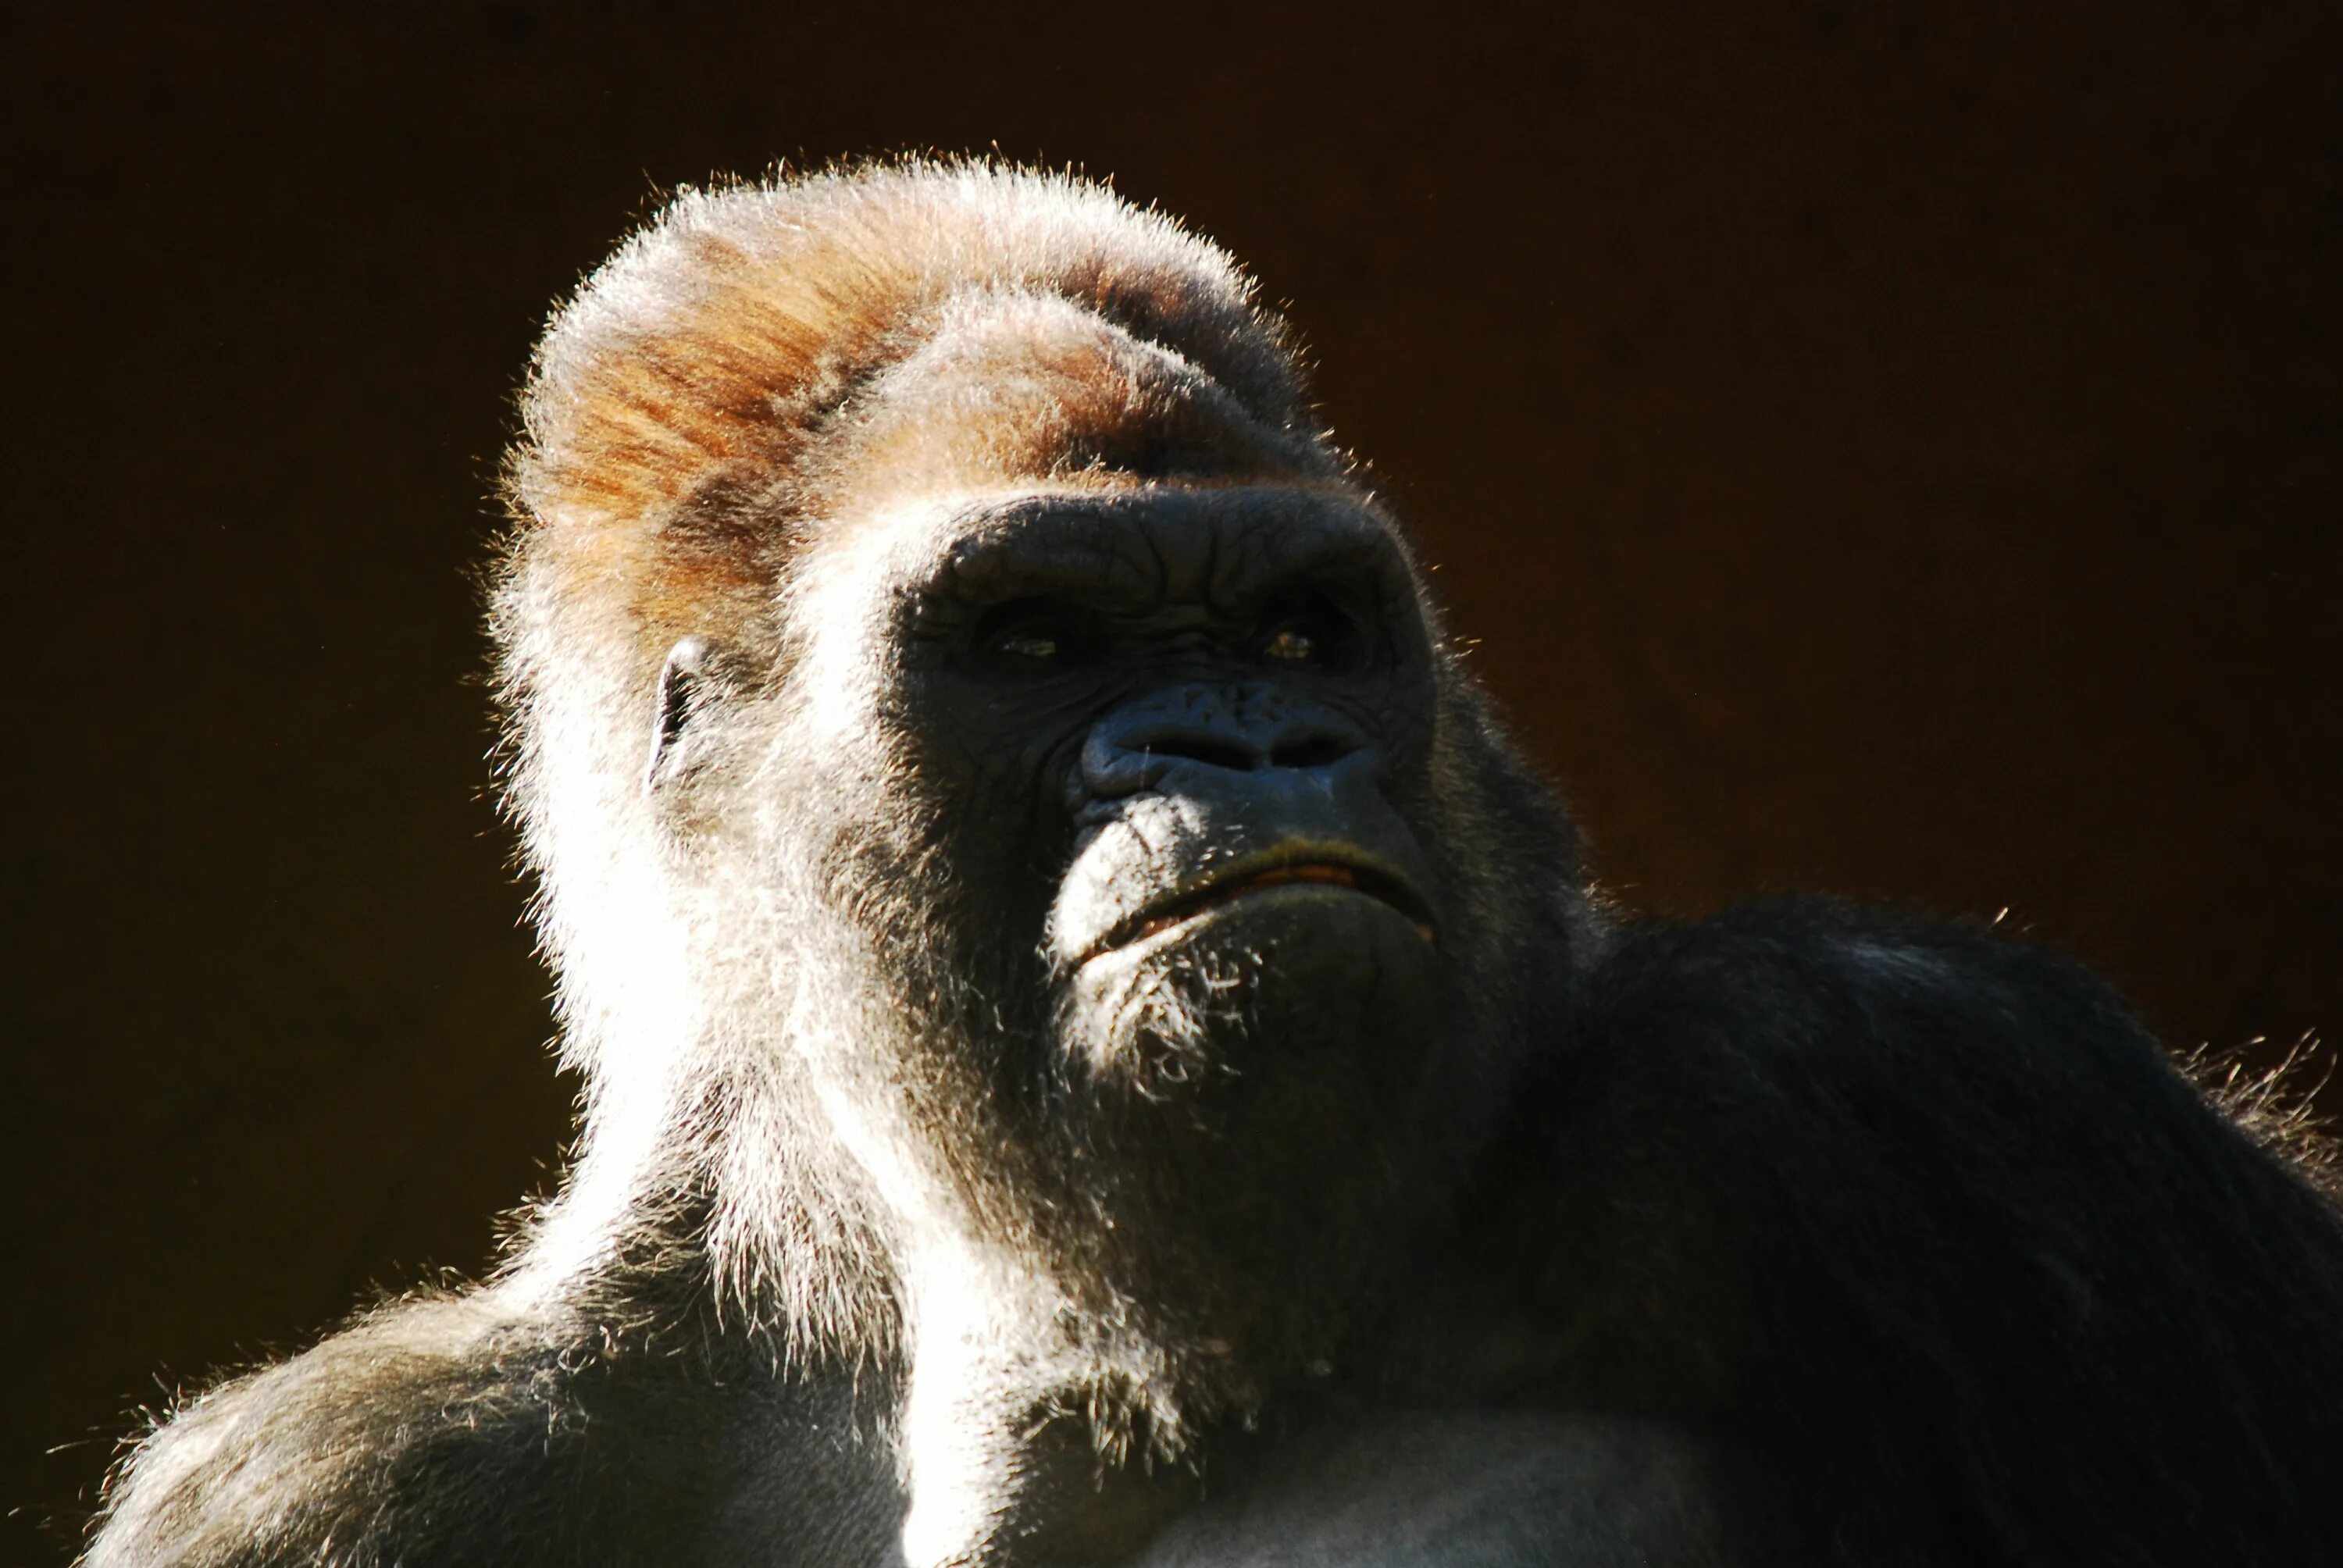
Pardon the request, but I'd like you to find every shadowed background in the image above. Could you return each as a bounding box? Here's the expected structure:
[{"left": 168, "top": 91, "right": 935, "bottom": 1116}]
[{"left": 5, "top": 3, "right": 2338, "bottom": 1559}]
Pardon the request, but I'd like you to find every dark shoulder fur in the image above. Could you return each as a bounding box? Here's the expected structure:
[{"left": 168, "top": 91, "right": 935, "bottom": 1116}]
[{"left": 1534, "top": 898, "right": 2343, "bottom": 1566}]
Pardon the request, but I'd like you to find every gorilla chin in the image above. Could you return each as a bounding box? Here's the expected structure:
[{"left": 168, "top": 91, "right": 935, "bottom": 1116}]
[
  {"left": 1044, "top": 857, "right": 1455, "bottom": 1357},
  {"left": 1057, "top": 847, "right": 1446, "bottom": 1095}
]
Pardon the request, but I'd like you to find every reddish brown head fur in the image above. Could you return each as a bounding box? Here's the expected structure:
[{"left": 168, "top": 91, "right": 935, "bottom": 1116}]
[{"left": 500, "top": 162, "right": 1344, "bottom": 685}]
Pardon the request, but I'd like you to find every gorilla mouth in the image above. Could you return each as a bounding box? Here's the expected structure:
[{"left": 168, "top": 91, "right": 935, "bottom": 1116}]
[{"left": 1091, "top": 850, "right": 1437, "bottom": 960}]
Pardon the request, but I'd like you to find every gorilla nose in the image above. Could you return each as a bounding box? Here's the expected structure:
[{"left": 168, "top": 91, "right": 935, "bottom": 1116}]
[{"left": 1079, "top": 686, "right": 1371, "bottom": 800}]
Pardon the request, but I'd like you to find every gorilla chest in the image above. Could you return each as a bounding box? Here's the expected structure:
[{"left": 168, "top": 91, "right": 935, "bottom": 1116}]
[{"left": 1129, "top": 1413, "right": 1723, "bottom": 1568}]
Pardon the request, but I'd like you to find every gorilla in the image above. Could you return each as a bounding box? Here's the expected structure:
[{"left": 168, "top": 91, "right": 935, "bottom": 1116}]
[{"left": 90, "top": 162, "right": 2343, "bottom": 1567}]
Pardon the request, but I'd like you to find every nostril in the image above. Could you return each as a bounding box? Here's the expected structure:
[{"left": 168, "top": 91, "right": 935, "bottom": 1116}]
[
  {"left": 1086, "top": 690, "right": 1369, "bottom": 789},
  {"left": 1139, "top": 736, "right": 1260, "bottom": 772},
  {"left": 1271, "top": 734, "right": 1353, "bottom": 771}
]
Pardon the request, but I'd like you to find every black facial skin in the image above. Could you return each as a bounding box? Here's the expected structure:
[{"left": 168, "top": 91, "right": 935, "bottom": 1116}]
[{"left": 893, "top": 485, "right": 1444, "bottom": 1017}]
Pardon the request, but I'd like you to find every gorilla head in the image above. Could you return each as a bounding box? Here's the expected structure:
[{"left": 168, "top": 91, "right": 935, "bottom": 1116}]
[{"left": 494, "top": 166, "right": 1587, "bottom": 1474}]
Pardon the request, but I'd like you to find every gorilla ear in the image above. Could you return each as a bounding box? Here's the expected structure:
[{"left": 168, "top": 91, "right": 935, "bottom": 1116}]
[{"left": 644, "top": 635, "right": 728, "bottom": 790}]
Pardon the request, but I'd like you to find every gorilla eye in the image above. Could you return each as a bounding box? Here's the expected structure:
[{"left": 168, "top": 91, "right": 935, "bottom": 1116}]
[
  {"left": 1262, "top": 625, "right": 1321, "bottom": 663},
  {"left": 973, "top": 598, "right": 1097, "bottom": 668},
  {"left": 1255, "top": 590, "right": 1353, "bottom": 668},
  {"left": 998, "top": 629, "right": 1064, "bottom": 661}
]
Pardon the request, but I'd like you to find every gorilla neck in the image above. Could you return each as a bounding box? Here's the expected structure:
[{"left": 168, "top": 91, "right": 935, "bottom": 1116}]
[
  {"left": 797, "top": 1018, "right": 1358, "bottom": 1566},
  {"left": 892, "top": 1230, "right": 1203, "bottom": 1567},
  {"left": 846, "top": 1048, "right": 1456, "bottom": 1568}
]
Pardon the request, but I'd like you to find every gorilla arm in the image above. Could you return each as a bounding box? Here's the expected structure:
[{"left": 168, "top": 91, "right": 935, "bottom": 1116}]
[{"left": 1513, "top": 899, "right": 2343, "bottom": 1566}]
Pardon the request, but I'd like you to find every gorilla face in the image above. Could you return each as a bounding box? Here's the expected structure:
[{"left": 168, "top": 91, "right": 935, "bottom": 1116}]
[
  {"left": 904, "top": 488, "right": 1443, "bottom": 1058},
  {"left": 768, "top": 479, "right": 1500, "bottom": 1355}
]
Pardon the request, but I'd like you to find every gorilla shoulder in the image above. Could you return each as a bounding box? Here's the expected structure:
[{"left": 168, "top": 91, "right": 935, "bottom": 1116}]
[{"left": 89, "top": 1290, "right": 901, "bottom": 1566}]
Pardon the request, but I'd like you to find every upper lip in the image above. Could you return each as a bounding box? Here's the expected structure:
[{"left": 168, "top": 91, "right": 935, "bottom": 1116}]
[{"left": 1086, "top": 843, "right": 1437, "bottom": 960}]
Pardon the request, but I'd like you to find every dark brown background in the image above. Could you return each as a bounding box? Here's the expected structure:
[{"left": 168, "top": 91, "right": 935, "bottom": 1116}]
[{"left": 5, "top": 3, "right": 2338, "bottom": 1559}]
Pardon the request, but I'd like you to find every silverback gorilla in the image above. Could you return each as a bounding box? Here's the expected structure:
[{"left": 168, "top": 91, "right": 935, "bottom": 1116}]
[{"left": 91, "top": 162, "right": 2343, "bottom": 1567}]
